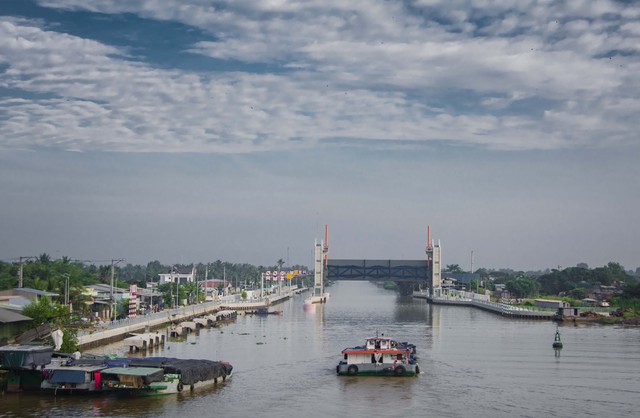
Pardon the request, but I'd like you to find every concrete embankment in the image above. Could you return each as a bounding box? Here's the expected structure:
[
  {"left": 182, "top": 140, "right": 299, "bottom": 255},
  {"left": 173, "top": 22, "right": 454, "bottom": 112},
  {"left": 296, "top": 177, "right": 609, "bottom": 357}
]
[
  {"left": 413, "top": 291, "right": 556, "bottom": 320},
  {"left": 77, "top": 289, "right": 308, "bottom": 350},
  {"left": 77, "top": 302, "right": 223, "bottom": 350}
]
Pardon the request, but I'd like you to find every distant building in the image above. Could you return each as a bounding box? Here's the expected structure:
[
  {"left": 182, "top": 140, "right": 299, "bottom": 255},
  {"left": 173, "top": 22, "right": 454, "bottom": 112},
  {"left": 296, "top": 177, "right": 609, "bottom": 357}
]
[
  {"left": 442, "top": 273, "right": 481, "bottom": 286},
  {"left": 157, "top": 266, "right": 196, "bottom": 285},
  {"left": 534, "top": 299, "right": 569, "bottom": 309},
  {"left": 0, "top": 288, "right": 59, "bottom": 304}
]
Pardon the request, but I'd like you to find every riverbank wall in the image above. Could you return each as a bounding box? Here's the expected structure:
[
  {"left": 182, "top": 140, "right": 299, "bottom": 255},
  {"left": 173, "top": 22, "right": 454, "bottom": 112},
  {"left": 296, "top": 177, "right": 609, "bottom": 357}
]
[
  {"left": 76, "top": 288, "right": 309, "bottom": 350},
  {"left": 413, "top": 291, "right": 557, "bottom": 320}
]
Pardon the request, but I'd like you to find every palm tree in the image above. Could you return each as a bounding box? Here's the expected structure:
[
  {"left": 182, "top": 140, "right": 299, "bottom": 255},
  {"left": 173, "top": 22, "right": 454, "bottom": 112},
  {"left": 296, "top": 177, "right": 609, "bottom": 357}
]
[
  {"left": 445, "top": 264, "right": 463, "bottom": 273},
  {"left": 277, "top": 259, "right": 285, "bottom": 271}
]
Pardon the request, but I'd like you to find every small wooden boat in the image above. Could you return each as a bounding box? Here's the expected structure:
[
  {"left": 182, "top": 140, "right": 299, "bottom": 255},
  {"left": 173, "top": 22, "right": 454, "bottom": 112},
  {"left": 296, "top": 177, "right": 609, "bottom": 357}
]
[{"left": 247, "top": 308, "right": 282, "bottom": 315}]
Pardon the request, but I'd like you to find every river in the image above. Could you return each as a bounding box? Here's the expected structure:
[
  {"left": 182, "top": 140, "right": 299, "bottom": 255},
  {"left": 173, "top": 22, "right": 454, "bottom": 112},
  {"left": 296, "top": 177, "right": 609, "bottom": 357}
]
[{"left": 2, "top": 281, "right": 639, "bottom": 417}]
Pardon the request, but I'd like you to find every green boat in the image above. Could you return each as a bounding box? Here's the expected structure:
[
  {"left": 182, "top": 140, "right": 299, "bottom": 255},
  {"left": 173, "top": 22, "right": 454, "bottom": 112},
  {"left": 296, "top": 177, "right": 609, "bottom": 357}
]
[
  {"left": 100, "top": 358, "right": 233, "bottom": 396},
  {"left": 101, "top": 367, "right": 180, "bottom": 396}
]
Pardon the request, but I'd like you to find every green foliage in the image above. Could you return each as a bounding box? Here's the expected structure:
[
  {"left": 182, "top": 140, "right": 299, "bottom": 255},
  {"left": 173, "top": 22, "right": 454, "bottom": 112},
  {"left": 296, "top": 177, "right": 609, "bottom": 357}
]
[
  {"left": 536, "top": 263, "right": 634, "bottom": 296},
  {"left": 22, "top": 297, "right": 69, "bottom": 327},
  {"left": 60, "top": 328, "right": 78, "bottom": 353},
  {"left": 241, "top": 290, "right": 247, "bottom": 300},
  {"left": 445, "top": 264, "right": 463, "bottom": 273},
  {"left": 609, "top": 282, "right": 640, "bottom": 310},
  {"left": 505, "top": 275, "right": 539, "bottom": 298},
  {"left": 567, "top": 288, "right": 586, "bottom": 300}
]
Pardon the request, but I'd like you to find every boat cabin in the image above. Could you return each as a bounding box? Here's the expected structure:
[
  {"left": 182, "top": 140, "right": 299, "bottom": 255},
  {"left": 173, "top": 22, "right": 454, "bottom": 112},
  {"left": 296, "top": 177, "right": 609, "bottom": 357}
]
[
  {"left": 342, "top": 337, "right": 411, "bottom": 366},
  {"left": 337, "top": 336, "right": 420, "bottom": 376},
  {"left": 366, "top": 337, "right": 391, "bottom": 350}
]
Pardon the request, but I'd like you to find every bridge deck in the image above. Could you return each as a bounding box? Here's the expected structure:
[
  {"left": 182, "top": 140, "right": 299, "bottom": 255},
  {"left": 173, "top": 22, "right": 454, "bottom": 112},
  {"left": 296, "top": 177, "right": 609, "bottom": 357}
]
[{"left": 327, "top": 259, "right": 429, "bottom": 282}]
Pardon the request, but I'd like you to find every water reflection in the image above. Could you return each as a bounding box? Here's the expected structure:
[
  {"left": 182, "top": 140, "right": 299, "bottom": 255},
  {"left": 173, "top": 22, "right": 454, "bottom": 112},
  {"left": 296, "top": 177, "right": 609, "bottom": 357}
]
[{"left": 3, "top": 281, "right": 639, "bottom": 418}]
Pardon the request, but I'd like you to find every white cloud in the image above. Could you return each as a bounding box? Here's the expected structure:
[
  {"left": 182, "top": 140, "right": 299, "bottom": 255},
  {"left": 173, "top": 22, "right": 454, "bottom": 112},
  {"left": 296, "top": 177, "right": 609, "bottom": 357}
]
[{"left": 0, "top": 1, "right": 639, "bottom": 153}]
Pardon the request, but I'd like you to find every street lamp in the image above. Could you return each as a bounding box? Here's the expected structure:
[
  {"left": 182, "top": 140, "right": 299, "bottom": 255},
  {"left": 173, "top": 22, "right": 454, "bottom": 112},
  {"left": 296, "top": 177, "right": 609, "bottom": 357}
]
[
  {"left": 171, "top": 266, "right": 179, "bottom": 308},
  {"left": 110, "top": 259, "right": 125, "bottom": 320},
  {"left": 62, "top": 273, "right": 70, "bottom": 313}
]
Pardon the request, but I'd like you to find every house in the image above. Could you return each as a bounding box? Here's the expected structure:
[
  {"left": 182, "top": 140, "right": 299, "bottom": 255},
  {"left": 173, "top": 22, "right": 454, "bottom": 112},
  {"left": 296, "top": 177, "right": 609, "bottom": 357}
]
[
  {"left": 199, "top": 279, "right": 226, "bottom": 301},
  {"left": 0, "top": 308, "right": 33, "bottom": 346},
  {"left": 441, "top": 273, "right": 481, "bottom": 287},
  {"left": 83, "top": 284, "right": 131, "bottom": 320},
  {"left": 157, "top": 266, "right": 196, "bottom": 285},
  {"left": 535, "top": 299, "right": 570, "bottom": 309},
  {"left": 0, "top": 288, "right": 59, "bottom": 304},
  {"left": 135, "top": 287, "right": 164, "bottom": 313}
]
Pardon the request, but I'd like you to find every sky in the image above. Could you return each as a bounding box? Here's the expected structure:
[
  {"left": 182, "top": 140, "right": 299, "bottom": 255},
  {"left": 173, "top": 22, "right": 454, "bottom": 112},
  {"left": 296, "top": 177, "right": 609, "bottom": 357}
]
[{"left": 1, "top": 0, "right": 639, "bottom": 272}]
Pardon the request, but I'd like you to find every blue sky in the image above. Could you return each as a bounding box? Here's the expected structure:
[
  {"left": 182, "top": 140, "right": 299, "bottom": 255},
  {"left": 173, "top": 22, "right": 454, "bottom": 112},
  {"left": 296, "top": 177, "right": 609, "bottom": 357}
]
[{"left": 1, "top": 0, "right": 639, "bottom": 272}]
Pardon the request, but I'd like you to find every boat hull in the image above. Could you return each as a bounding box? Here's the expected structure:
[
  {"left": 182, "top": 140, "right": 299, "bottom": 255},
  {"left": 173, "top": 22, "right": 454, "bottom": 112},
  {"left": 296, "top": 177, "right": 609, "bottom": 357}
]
[{"left": 336, "top": 362, "right": 419, "bottom": 377}]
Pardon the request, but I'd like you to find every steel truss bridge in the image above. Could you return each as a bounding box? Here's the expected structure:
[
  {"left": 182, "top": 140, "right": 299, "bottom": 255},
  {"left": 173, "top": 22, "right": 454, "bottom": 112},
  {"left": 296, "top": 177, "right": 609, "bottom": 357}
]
[{"left": 326, "top": 259, "right": 431, "bottom": 295}]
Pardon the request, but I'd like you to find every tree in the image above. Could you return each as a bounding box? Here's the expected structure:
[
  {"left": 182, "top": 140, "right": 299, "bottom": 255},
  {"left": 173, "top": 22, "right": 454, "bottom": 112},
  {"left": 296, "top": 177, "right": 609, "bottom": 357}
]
[
  {"left": 22, "top": 297, "right": 68, "bottom": 327},
  {"left": 567, "top": 288, "right": 586, "bottom": 300},
  {"left": 506, "top": 275, "right": 539, "bottom": 298},
  {"left": 445, "top": 264, "right": 463, "bottom": 273}
]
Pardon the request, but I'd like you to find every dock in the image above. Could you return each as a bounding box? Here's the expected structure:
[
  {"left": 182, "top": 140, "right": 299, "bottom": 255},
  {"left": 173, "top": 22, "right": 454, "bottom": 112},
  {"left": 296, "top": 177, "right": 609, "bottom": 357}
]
[{"left": 124, "top": 332, "right": 166, "bottom": 352}]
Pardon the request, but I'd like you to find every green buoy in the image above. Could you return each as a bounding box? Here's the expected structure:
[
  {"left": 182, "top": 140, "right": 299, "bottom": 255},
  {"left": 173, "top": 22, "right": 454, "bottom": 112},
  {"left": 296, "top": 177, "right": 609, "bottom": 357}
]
[{"left": 552, "top": 328, "right": 563, "bottom": 349}]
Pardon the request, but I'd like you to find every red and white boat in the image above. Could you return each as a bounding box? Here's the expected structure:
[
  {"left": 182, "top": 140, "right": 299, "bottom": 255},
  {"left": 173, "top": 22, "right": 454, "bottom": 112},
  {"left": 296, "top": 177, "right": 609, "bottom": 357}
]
[{"left": 336, "top": 335, "right": 420, "bottom": 377}]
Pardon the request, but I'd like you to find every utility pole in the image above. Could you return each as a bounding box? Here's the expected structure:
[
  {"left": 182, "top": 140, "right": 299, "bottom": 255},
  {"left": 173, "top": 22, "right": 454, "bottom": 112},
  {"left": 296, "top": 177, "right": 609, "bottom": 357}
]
[
  {"left": 18, "top": 256, "right": 35, "bottom": 288},
  {"left": 62, "top": 273, "right": 70, "bottom": 309},
  {"left": 110, "top": 259, "right": 125, "bottom": 320}
]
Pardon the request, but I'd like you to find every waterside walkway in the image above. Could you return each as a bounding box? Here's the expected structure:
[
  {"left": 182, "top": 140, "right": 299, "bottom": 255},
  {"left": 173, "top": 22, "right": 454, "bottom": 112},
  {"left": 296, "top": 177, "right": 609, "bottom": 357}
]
[
  {"left": 77, "top": 288, "right": 307, "bottom": 350},
  {"left": 413, "top": 291, "right": 557, "bottom": 320}
]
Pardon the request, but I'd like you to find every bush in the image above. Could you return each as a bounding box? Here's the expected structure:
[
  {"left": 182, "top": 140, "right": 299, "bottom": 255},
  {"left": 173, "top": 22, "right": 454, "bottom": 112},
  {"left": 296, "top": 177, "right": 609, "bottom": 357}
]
[{"left": 59, "top": 328, "right": 78, "bottom": 353}]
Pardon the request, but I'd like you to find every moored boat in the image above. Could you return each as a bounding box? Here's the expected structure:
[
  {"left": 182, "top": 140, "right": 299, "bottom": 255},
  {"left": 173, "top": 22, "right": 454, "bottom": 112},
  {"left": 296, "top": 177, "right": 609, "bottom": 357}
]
[
  {"left": 100, "top": 357, "right": 233, "bottom": 396},
  {"left": 247, "top": 308, "right": 282, "bottom": 315},
  {"left": 42, "top": 364, "right": 107, "bottom": 394},
  {"left": 0, "top": 344, "right": 53, "bottom": 392},
  {"left": 336, "top": 335, "right": 420, "bottom": 377}
]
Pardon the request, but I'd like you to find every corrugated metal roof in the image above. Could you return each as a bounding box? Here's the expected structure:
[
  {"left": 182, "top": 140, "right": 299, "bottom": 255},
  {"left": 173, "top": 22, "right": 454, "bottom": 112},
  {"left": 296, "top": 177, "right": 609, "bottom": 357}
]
[
  {"left": 0, "top": 307, "right": 32, "bottom": 323},
  {"left": 102, "top": 367, "right": 164, "bottom": 376},
  {"left": 13, "top": 288, "right": 59, "bottom": 297}
]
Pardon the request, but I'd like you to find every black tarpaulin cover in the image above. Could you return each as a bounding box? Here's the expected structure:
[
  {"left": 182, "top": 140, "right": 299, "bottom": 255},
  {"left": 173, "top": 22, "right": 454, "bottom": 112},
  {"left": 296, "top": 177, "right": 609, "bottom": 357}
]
[{"left": 103, "top": 357, "right": 233, "bottom": 386}]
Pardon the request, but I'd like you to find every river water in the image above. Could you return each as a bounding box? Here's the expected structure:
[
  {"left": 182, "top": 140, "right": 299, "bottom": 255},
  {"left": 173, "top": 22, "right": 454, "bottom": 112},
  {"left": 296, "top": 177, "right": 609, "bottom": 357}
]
[{"left": 2, "top": 281, "right": 640, "bottom": 417}]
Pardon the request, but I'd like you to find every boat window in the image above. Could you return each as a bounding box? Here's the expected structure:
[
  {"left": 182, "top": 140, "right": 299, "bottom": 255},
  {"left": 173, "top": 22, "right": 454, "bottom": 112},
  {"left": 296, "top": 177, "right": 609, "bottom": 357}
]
[{"left": 344, "top": 354, "right": 347, "bottom": 360}]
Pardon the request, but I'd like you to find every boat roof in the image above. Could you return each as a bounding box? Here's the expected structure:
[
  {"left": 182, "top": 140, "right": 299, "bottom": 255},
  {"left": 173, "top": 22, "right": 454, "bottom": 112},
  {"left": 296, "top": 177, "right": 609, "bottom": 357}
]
[
  {"left": 342, "top": 347, "right": 412, "bottom": 354},
  {"left": 101, "top": 367, "right": 164, "bottom": 376},
  {"left": 46, "top": 365, "right": 106, "bottom": 372},
  {"left": 0, "top": 344, "right": 52, "bottom": 353}
]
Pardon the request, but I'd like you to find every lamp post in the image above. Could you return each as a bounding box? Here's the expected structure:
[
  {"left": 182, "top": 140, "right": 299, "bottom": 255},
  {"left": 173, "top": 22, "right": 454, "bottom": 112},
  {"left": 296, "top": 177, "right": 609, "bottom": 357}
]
[
  {"left": 172, "top": 266, "right": 179, "bottom": 308},
  {"left": 62, "top": 273, "right": 70, "bottom": 313},
  {"left": 110, "top": 259, "right": 125, "bottom": 320}
]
